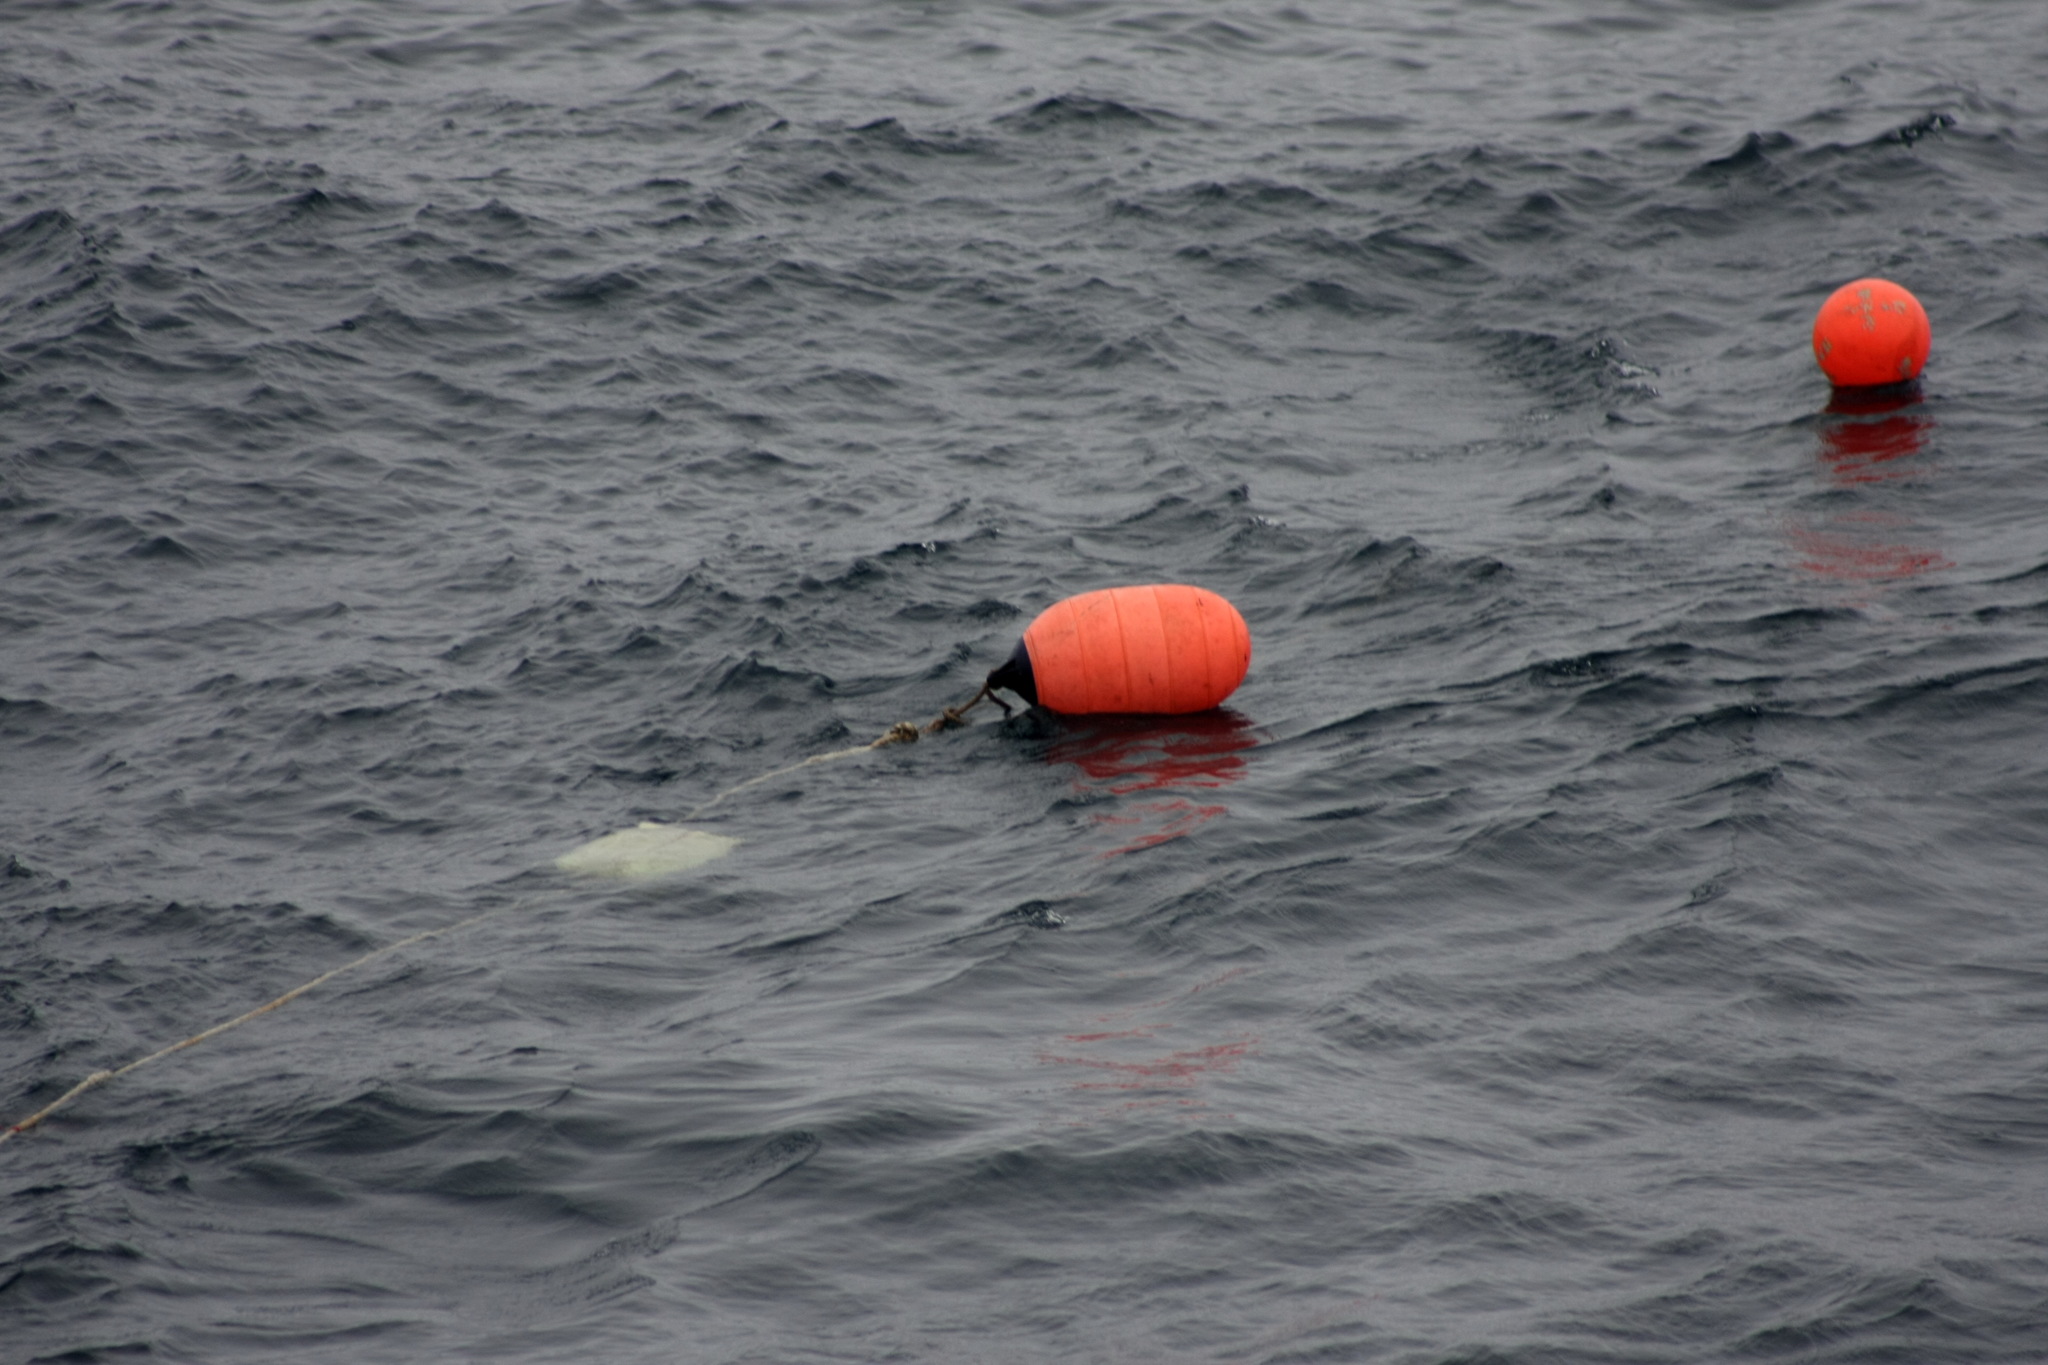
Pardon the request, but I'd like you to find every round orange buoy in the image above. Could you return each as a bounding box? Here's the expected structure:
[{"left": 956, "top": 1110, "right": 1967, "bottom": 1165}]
[
  {"left": 985, "top": 584, "right": 1251, "bottom": 715},
  {"left": 1812, "top": 278, "right": 1930, "bottom": 387}
]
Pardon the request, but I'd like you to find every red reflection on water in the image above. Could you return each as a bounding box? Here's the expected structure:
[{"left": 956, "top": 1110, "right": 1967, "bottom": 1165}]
[
  {"left": 1047, "top": 708, "right": 1257, "bottom": 793},
  {"left": 1035, "top": 966, "right": 1259, "bottom": 1125},
  {"left": 1088, "top": 801, "right": 1228, "bottom": 855},
  {"left": 1032, "top": 729, "right": 1262, "bottom": 1122},
  {"left": 1793, "top": 386, "right": 1948, "bottom": 581},
  {"left": 1047, "top": 709, "right": 1256, "bottom": 856},
  {"left": 1789, "top": 514, "right": 1949, "bottom": 581},
  {"left": 1035, "top": 1039, "right": 1253, "bottom": 1091},
  {"left": 1817, "top": 386, "right": 1936, "bottom": 487}
]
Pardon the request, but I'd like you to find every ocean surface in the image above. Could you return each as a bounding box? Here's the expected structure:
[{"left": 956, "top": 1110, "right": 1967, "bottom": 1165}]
[{"left": 4, "top": 1, "right": 2047, "bottom": 1360}]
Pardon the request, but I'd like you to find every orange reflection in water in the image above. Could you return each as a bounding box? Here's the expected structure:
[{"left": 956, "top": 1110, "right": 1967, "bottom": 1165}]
[
  {"left": 1817, "top": 386, "right": 1937, "bottom": 487},
  {"left": 1033, "top": 723, "right": 1263, "bottom": 1125},
  {"left": 1045, "top": 709, "right": 1257, "bottom": 857},
  {"left": 1792, "top": 386, "right": 1949, "bottom": 581},
  {"left": 1035, "top": 966, "right": 1259, "bottom": 1125},
  {"left": 1788, "top": 513, "right": 1948, "bottom": 581}
]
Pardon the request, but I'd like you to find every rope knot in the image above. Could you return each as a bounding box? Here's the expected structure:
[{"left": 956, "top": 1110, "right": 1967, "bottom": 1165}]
[
  {"left": 873, "top": 721, "right": 922, "bottom": 748},
  {"left": 923, "top": 680, "right": 1008, "bottom": 736}
]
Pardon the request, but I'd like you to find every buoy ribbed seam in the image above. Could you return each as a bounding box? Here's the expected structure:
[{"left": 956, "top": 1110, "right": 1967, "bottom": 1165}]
[
  {"left": 1194, "top": 586, "right": 1219, "bottom": 710},
  {"left": 1149, "top": 584, "right": 1176, "bottom": 713},
  {"left": 1107, "top": 588, "right": 1134, "bottom": 712},
  {"left": 1070, "top": 595, "right": 1098, "bottom": 711},
  {"left": 1047, "top": 595, "right": 1087, "bottom": 712},
  {"left": 1028, "top": 602, "right": 1056, "bottom": 710}
]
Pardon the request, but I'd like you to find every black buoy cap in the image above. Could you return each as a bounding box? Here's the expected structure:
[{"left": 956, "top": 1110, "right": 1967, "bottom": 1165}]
[{"left": 985, "top": 637, "right": 1038, "bottom": 707}]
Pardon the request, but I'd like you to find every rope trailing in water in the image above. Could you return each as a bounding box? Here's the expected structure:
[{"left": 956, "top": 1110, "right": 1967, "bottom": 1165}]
[
  {"left": 0, "top": 911, "right": 493, "bottom": 1147},
  {"left": 683, "top": 681, "right": 1005, "bottom": 820},
  {"left": 0, "top": 685, "right": 1006, "bottom": 1148}
]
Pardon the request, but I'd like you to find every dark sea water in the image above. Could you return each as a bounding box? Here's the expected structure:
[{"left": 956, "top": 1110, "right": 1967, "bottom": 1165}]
[{"left": 5, "top": 1, "right": 2048, "bottom": 1360}]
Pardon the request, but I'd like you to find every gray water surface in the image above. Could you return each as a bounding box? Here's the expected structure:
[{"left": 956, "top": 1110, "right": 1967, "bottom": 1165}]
[{"left": 5, "top": 2, "right": 2047, "bottom": 1361}]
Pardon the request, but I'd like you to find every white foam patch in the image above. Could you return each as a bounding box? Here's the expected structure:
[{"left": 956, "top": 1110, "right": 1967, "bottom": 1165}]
[{"left": 554, "top": 822, "right": 738, "bottom": 880}]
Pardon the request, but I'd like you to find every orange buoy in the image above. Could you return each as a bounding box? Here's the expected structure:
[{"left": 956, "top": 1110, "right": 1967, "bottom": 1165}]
[
  {"left": 1812, "top": 277, "right": 1930, "bottom": 387},
  {"left": 985, "top": 584, "right": 1251, "bottom": 715}
]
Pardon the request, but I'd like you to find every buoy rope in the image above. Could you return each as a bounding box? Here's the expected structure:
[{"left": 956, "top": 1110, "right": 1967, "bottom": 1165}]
[
  {"left": 0, "top": 911, "right": 493, "bottom": 1147},
  {"left": 682, "top": 681, "right": 1004, "bottom": 820},
  {"left": 1, "top": 684, "right": 1006, "bottom": 1148}
]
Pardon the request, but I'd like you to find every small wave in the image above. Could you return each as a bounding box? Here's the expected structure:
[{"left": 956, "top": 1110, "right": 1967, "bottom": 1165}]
[
  {"left": 1478, "top": 328, "right": 1661, "bottom": 411},
  {"left": 996, "top": 93, "right": 1172, "bottom": 133}
]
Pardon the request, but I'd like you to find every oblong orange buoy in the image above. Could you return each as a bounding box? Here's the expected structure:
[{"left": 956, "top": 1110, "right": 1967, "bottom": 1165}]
[
  {"left": 1812, "top": 277, "right": 1930, "bottom": 387},
  {"left": 986, "top": 584, "right": 1251, "bottom": 714}
]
